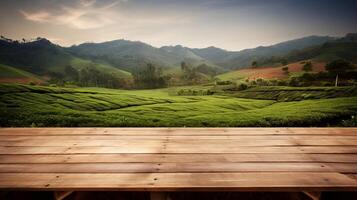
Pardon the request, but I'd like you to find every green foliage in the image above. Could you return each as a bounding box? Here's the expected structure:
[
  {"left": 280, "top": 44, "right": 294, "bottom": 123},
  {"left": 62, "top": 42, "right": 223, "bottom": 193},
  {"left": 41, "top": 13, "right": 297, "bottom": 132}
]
[
  {"left": 257, "top": 34, "right": 357, "bottom": 67},
  {"left": 341, "top": 115, "right": 357, "bottom": 127},
  {"left": 0, "top": 64, "right": 40, "bottom": 80},
  {"left": 237, "top": 83, "right": 248, "bottom": 91},
  {"left": 302, "top": 62, "right": 313, "bottom": 72},
  {"left": 325, "top": 59, "right": 354, "bottom": 75},
  {"left": 180, "top": 62, "right": 209, "bottom": 85},
  {"left": 195, "top": 63, "right": 222, "bottom": 76},
  {"left": 216, "top": 80, "right": 234, "bottom": 85},
  {"left": 1, "top": 84, "right": 357, "bottom": 127},
  {"left": 230, "top": 86, "right": 357, "bottom": 101},
  {"left": 251, "top": 61, "right": 258, "bottom": 68},
  {"left": 176, "top": 89, "right": 214, "bottom": 96},
  {"left": 282, "top": 66, "right": 289, "bottom": 74},
  {"left": 133, "top": 63, "right": 166, "bottom": 89}
]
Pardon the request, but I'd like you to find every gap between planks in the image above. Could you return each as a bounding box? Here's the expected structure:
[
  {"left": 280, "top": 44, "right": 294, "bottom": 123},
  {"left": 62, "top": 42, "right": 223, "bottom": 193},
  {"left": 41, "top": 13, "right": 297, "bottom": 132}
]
[{"left": 1, "top": 154, "right": 356, "bottom": 163}]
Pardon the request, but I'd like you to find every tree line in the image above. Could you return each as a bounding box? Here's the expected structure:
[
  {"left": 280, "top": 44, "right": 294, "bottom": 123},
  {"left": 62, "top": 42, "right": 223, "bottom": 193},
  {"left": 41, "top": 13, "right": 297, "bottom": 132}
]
[{"left": 49, "top": 66, "right": 129, "bottom": 88}]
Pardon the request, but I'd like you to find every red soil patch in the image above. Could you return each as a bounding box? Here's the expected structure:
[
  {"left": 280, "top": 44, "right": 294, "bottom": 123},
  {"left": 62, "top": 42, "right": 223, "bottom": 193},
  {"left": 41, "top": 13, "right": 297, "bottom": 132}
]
[
  {"left": 0, "top": 77, "right": 43, "bottom": 84},
  {"left": 242, "top": 61, "right": 326, "bottom": 80}
]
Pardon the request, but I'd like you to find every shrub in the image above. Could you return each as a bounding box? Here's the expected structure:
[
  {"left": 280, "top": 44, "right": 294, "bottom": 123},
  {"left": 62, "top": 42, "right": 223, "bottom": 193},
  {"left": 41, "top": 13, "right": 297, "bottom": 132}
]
[
  {"left": 282, "top": 66, "right": 289, "bottom": 74},
  {"left": 256, "top": 78, "right": 269, "bottom": 86},
  {"left": 289, "top": 77, "right": 301, "bottom": 87},
  {"left": 176, "top": 89, "right": 214, "bottom": 96},
  {"left": 303, "top": 62, "right": 313, "bottom": 72},
  {"left": 341, "top": 116, "right": 357, "bottom": 127},
  {"left": 277, "top": 80, "right": 287, "bottom": 86},
  {"left": 237, "top": 83, "right": 248, "bottom": 91},
  {"left": 216, "top": 80, "right": 234, "bottom": 85}
]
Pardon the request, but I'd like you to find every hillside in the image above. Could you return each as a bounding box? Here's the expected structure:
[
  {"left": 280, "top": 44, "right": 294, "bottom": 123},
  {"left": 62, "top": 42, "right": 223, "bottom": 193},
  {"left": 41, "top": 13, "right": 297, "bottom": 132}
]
[
  {"left": 67, "top": 36, "right": 335, "bottom": 72},
  {"left": 0, "top": 34, "right": 355, "bottom": 87},
  {"left": 0, "top": 64, "right": 42, "bottom": 84},
  {"left": 217, "top": 61, "right": 326, "bottom": 81},
  {"left": 0, "top": 38, "right": 71, "bottom": 74},
  {"left": 68, "top": 40, "right": 220, "bottom": 73},
  {"left": 0, "top": 37, "right": 132, "bottom": 85},
  {"left": 258, "top": 33, "right": 357, "bottom": 66}
]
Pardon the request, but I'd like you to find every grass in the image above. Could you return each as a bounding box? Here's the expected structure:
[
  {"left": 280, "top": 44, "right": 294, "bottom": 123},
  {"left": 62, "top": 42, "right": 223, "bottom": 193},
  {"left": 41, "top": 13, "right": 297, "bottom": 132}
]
[
  {"left": 70, "top": 58, "right": 132, "bottom": 79},
  {"left": 227, "top": 86, "right": 357, "bottom": 101},
  {"left": 0, "top": 64, "right": 41, "bottom": 79},
  {"left": 216, "top": 70, "right": 247, "bottom": 82},
  {"left": 1, "top": 84, "right": 357, "bottom": 127}
]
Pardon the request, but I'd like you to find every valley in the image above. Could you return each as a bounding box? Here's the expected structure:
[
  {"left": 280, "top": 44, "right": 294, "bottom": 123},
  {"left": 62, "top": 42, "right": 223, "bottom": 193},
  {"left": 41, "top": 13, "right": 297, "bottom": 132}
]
[{"left": 0, "top": 34, "right": 356, "bottom": 127}]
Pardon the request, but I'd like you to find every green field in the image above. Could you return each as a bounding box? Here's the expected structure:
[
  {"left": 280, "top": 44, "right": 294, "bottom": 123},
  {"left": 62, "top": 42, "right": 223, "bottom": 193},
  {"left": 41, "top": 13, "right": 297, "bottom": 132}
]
[
  {"left": 69, "top": 58, "right": 132, "bottom": 79},
  {"left": 1, "top": 84, "right": 357, "bottom": 127}
]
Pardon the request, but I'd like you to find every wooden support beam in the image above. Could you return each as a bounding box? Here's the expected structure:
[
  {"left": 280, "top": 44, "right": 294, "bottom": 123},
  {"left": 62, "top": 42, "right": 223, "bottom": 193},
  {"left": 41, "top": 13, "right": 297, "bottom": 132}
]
[
  {"left": 150, "top": 192, "right": 168, "bottom": 200},
  {"left": 54, "top": 191, "right": 73, "bottom": 200},
  {"left": 303, "top": 191, "right": 321, "bottom": 200}
]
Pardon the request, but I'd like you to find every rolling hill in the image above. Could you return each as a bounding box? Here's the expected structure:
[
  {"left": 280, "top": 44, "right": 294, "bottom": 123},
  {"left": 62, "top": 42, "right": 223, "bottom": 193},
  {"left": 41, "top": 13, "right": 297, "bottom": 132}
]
[
  {"left": 217, "top": 34, "right": 357, "bottom": 82},
  {"left": 216, "top": 61, "right": 327, "bottom": 81},
  {"left": 257, "top": 33, "right": 357, "bottom": 66},
  {"left": 0, "top": 64, "right": 42, "bottom": 84},
  {"left": 0, "top": 34, "right": 355, "bottom": 86},
  {"left": 0, "top": 37, "right": 132, "bottom": 84},
  {"left": 68, "top": 40, "right": 221, "bottom": 73},
  {"left": 67, "top": 35, "right": 335, "bottom": 71}
]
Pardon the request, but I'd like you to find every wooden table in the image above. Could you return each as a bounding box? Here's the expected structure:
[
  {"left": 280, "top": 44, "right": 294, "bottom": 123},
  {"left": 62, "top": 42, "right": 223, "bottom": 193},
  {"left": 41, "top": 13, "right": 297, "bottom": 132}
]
[{"left": 0, "top": 128, "right": 357, "bottom": 199}]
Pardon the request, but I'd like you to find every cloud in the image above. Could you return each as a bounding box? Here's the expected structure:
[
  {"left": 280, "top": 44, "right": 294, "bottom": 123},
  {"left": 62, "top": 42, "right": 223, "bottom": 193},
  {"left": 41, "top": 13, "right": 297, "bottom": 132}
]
[
  {"left": 20, "top": 10, "right": 51, "bottom": 23},
  {"left": 20, "top": 0, "right": 120, "bottom": 29},
  {"left": 19, "top": 0, "right": 192, "bottom": 30}
]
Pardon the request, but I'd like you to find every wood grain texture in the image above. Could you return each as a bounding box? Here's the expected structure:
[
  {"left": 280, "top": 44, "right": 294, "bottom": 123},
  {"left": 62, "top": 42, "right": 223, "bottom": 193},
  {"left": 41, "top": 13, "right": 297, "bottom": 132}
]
[
  {"left": 0, "top": 128, "right": 357, "bottom": 191},
  {"left": 0, "top": 173, "right": 356, "bottom": 191}
]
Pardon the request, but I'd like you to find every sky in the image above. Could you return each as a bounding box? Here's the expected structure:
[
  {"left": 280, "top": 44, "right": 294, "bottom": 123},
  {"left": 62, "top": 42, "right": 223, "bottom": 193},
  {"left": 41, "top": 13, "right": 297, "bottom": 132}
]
[{"left": 0, "top": 0, "right": 357, "bottom": 51}]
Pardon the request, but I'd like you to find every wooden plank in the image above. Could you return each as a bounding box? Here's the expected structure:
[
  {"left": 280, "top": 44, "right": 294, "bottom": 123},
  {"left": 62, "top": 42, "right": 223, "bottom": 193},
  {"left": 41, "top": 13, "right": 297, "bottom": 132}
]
[
  {"left": 2, "top": 135, "right": 357, "bottom": 141},
  {"left": 0, "top": 163, "right": 356, "bottom": 173},
  {"left": 0, "top": 173, "right": 356, "bottom": 191},
  {"left": 1, "top": 146, "right": 357, "bottom": 154},
  {"left": 0, "top": 128, "right": 356, "bottom": 192},
  {"left": 1, "top": 128, "right": 356, "bottom": 136},
  {"left": 2, "top": 139, "right": 357, "bottom": 146},
  {"left": 1, "top": 154, "right": 356, "bottom": 163}
]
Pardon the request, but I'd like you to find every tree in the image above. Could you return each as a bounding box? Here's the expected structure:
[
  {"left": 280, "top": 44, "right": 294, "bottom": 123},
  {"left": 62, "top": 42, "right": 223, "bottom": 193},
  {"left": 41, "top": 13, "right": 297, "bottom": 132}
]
[
  {"left": 64, "top": 65, "right": 79, "bottom": 82},
  {"left": 325, "top": 59, "right": 354, "bottom": 74},
  {"left": 251, "top": 61, "right": 258, "bottom": 68},
  {"left": 326, "top": 59, "right": 354, "bottom": 87},
  {"left": 133, "top": 63, "right": 166, "bottom": 89},
  {"left": 181, "top": 62, "right": 188, "bottom": 72},
  {"left": 303, "top": 62, "right": 313, "bottom": 72},
  {"left": 282, "top": 66, "right": 289, "bottom": 74}
]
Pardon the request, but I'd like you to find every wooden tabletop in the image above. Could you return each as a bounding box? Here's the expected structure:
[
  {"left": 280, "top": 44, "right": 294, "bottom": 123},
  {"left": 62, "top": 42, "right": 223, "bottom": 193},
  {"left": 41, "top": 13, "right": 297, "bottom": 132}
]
[{"left": 0, "top": 128, "right": 357, "bottom": 191}]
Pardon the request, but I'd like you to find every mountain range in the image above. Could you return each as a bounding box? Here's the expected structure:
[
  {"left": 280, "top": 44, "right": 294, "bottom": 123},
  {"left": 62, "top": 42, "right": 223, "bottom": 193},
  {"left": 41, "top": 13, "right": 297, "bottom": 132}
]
[{"left": 0, "top": 33, "right": 356, "bottom": 84}]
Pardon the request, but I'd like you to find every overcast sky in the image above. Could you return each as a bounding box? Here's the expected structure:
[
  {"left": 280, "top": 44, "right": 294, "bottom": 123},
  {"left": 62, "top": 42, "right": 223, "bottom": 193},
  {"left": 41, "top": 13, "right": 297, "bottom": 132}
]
[{"left": 1, "top": 0, "right": 357, "bottom": 50}]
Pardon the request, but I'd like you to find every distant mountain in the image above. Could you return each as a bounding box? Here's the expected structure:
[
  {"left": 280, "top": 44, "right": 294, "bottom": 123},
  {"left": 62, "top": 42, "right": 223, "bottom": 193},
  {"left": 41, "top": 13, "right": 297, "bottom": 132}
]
[
  {"left": 0, "top": 37, "right": 131, "bottom": 82},
  {"left": 212, "top": 35, "right": 335, "bottom": 69},
  {"left": 257, "top": 33, "right": 357, "bottom": 65},
  {"left": 0, "top": 38, "right": 71, "bottom": 74},
  {"left": 68, "top": 40, "right": 219, "bottom": 73},
  {"left": 67, "top": 35, "right": 335, "bottom": 72},
  {"left": 190, "top": 46, "right": 234, "bottom": 64},
  {"left": 1, "top": 34, "right": 354, "bottom": 85}
]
